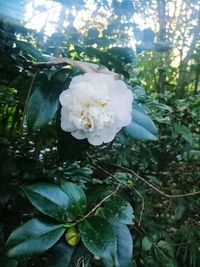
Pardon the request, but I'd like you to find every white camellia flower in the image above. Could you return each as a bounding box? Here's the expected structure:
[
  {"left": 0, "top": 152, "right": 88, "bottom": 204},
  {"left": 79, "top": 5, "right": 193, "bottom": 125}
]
[{"left": 59, "top": 72, "right": 133, "bottom": 146}]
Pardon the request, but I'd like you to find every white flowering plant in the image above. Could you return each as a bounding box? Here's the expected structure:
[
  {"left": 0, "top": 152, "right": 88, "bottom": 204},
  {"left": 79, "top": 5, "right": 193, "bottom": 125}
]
[
  {"left": 27, "top": 58, "right": 157, "bottom": 149},
  {"left": 6, "top": 58, "right": 157, "bottom": 267},
  {"left": 59, "top": 72, "right": 133, "bottom": 145}
]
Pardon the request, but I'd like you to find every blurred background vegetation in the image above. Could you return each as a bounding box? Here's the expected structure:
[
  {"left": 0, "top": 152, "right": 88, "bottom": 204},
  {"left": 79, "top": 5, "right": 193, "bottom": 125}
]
[{"left": 0, "top": 0, "right": 200, "bottom": 266}]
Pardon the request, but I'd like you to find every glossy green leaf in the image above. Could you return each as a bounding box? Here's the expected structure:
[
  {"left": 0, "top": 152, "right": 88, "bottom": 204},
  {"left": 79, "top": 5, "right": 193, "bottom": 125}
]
[
  {"left": 22, "top": 183, "right": 74, "bottom": 222},
  {"left": 174, "top": 124, "right": 193, "bottom": 144},
  {"left": 26, "top": 70, "right": 66, "bottom": 131},
  {"left": 142, "top": 236, "right": 152, "bottom": 251},
  {"left": 47, "top": 240, "right": 91, "bottom": 267},
  {"left": 125, "top": 102, "right": 157, "bottom": 141},
  {"left": 99, "top": 196, "right": 134, "bottom": 225},
  {"left": 47, "top": 239, "right": 75, "bottom": 267},
  {"left": 109, "top": 221, "right": 133, "bottom": 267},
  {"left": 6, "top": 219, "right": 65, "bottom": 259},
  {"left": 26, "top": 85, "right": 59, "bottom": 130},
  {"left": 61, "top": 180, "right": 87, "bottom": 217},
  {"left": 133, "top": 85, "right": 147, "bottom": 100},
  {"left": 174, "top": 199, "right": 186, "bottom": 220},
  {"left": 78, "top": 216, "right": 117, "bottom": 266}
]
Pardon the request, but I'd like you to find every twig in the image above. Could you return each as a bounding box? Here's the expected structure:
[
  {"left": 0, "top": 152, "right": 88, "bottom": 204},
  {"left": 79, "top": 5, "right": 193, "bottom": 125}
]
[
  {"left": 74, "top": 184, "right": 121, "bottom": 226},
  {"left": 87, "top": 154, "right": 145, "bottom": 225},
  {"left": 93, "top": 161, "right": 144, "bottom": 225},
  {"left": 93, "top": 161, "right": 125, "bottom": 185},
  {"left": 132, "top": 187, "right": 145, "bottom": 226},
  {"left": 96, "top": 161, "right": 200, "bottom": 198},
  {"left": 33, "top": 58, "right": 122, "bottom": 79},
  {"left": 120, "top": 165, "right": 200, "bottom": 198},
  {"left": 87, "top": 155, "right": 200, "bottom": 227},
  {"left": 87, "top": 152, "right": 127, "bottom": 185}
]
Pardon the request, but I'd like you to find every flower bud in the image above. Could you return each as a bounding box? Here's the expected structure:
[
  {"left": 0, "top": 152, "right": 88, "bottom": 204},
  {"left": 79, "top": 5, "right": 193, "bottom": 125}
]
[{"left": 64, "top": 226, "right": 80, "bottom": 246}]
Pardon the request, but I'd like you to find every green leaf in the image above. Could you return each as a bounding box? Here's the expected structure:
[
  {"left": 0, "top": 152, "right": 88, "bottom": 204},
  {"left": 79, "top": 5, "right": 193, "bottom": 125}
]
[
  {"left": 47, "top": 240, "right": 91, "bottom": 267},
  {"left": 17, "top": 40, "right": 47, "bottom": 61},
  {"left": 26, "top": 85, "right": 59, "bottom": 130},
  {"left": 110, "top": 221, "right": 133, "bottom": 267},
  {"left": 133, "top": 85, "right": 146, "bottom": 101},
  {"left": 174, "top": 199, "right": 186, "bottom": 220},
  {"left": 26, "top": 70, "right": 66, "bottom": 131},
  {"left": 6, "top": 219, "right": 65, "bottom": 259},
  {"left": 174, "top": 124, "right": 193, "bottom": 144},
  {"left": 146, "top": 100, "right": 172, "bottom": 112},
  {"left": 142, "top": 236, "right": 152, "bottom": 251},
  {"left": 157, "top": 240, "right": 174, "bottom": 258},
  {"left": 47, "top": 240, "right": 75, "bottom": 267},
  {"left": 107, "top": 47, "right": 135, "bottom": 63},
  {"left": 78, "top": 216, "right": 117, "bottom": 266},
  {"left": 125, "top": 102, "right": 157, "bottom": 141},
  {"left": 22, "top": 183, "right": 74, "bottom": 222},
  {"left": 98, "top": 196, "right": 134, "bottom": 225},
  {"left": 61, "top": 180, "right": 87, "bottom": 217},
  {"left": 68, "top": 242, "right": 92, "bottom": 267}
]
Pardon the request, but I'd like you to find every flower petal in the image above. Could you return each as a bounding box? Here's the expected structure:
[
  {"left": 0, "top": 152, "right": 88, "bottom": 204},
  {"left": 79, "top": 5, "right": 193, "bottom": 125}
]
[
  {"left": 71, "top": 130, "right": 87, "bottom": 140},
  {"left": 87, "top": 135, "right": 103, "bottom": 146}
]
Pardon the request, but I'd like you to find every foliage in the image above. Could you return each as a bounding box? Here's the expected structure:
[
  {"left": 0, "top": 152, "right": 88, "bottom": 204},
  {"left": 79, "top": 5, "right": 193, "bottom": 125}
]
[{"left": 0, "top": 1, "right": 200, "bottom": 267}]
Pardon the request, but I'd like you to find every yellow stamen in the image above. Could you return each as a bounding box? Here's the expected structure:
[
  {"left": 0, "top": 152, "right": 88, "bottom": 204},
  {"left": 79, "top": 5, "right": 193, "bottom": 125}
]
[{"left": 95, "top": 100, "right": 108, "bottom": 107}]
